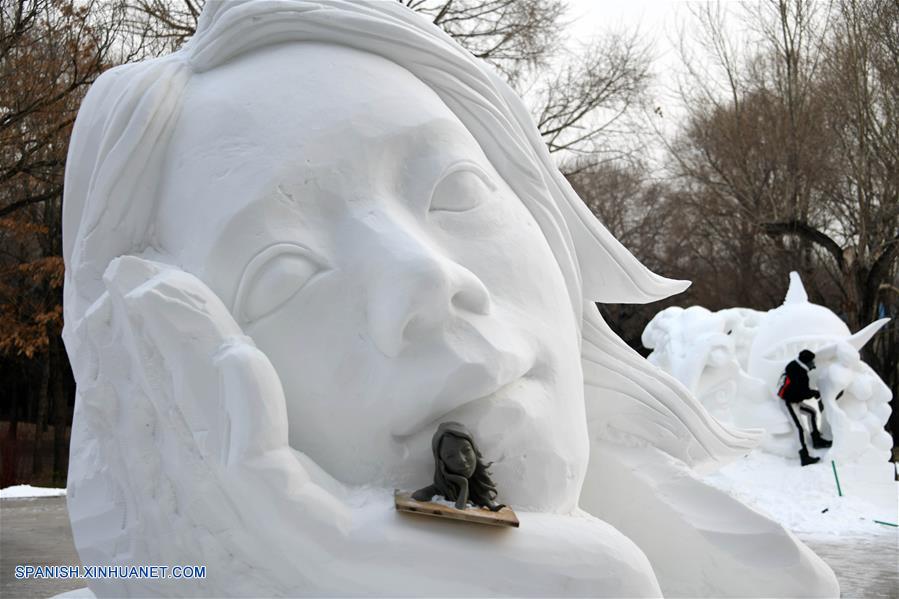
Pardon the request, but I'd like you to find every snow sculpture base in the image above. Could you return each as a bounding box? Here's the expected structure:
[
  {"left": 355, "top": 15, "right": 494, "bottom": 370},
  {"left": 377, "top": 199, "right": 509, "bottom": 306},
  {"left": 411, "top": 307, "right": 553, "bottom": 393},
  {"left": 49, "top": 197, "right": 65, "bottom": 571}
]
[{"left": 394, "top": 490, "right": 520, "bottom": 528}]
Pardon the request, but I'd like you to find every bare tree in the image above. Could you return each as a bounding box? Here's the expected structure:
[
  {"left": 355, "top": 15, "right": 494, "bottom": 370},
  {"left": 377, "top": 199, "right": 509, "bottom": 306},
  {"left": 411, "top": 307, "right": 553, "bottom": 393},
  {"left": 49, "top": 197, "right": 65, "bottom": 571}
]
[
  {"left": 568, "top": 163, "right": 670, "bottom": 254},
  {"left": 668, "top": 1, "right": 844, "bottom": 303},
  {"left": 1, "top": 0, "right": 123, "bottom": 485},
  {"left": 764, "top": 0, "right": 899, "bottom": 330},
  {"left": 536, "top": 30, "right": 652, "bottom": 171},
  {"left": 119, "top": 0, "right": 196, "bottom": 55},
  {"left": 665, "top": 0, "right": 898, "bottom": 421},
  {"left": 401, "top": 0, "right": 565, "bottom": 86},
  {"left": 406, "top": 1, "right": 655, "bottom": 170}
]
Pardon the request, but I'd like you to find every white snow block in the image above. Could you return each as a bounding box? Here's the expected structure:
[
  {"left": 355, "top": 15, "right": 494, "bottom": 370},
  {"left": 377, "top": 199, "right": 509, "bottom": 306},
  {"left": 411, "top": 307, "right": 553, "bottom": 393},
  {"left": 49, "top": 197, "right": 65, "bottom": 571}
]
[{"left": 584, "top": 442, "right": 840, "bottom": 598}]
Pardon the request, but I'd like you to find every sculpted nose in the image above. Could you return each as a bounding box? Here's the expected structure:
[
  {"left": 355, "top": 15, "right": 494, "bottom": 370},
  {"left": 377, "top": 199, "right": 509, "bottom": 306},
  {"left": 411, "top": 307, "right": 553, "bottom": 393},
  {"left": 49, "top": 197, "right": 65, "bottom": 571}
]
[{"left": 367, "top": 244, "right": 491, "bottom": 357}]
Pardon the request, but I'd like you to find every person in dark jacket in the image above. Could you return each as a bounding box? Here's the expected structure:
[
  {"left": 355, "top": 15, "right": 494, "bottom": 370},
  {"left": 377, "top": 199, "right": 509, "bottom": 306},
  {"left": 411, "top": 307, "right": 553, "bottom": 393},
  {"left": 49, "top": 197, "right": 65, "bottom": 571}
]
[{"left": 777, "top": 349, "right": 832, "bottom": 466}]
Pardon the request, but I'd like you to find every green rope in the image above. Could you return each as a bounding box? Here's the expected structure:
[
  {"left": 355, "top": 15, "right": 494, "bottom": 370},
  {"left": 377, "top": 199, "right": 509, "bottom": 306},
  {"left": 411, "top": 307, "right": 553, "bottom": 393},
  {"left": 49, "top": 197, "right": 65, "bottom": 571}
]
[
  {"left": 831, "top": 460, "right": 843, "bottom": 497},
  {"left": 873, "top": 520, "right": 898, "bottom": 527}
]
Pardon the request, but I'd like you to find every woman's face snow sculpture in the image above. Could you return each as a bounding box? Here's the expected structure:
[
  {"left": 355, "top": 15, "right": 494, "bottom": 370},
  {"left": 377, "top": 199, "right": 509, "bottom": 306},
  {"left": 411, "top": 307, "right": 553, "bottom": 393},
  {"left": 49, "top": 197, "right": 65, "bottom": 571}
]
[
  {"left": 62, "top": 2, "right": 840, "bottom": 597},
  {"left": 157, "top": 44, "right": 586, "bottom": 509}
]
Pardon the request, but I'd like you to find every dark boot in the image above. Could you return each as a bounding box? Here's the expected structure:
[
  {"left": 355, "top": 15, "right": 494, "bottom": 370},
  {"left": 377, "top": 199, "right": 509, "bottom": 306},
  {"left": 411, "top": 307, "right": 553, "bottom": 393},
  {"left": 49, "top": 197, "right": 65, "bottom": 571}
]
[
  {"left": 799, "top": 448, "right": 820, "bottom": 466},
  {"left": 812, "top": 431, "right": 832, "bottom": 449}
]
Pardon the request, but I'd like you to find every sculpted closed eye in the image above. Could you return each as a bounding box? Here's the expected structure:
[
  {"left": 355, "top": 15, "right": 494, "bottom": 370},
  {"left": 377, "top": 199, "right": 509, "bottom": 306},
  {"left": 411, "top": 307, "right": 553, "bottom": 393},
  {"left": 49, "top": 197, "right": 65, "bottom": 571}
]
[
  {"left": 234, "top": 243, "right": 326, "bottom": 323},
  {"left": 428, "top": 162, "right": 497, "bottom": 214}
]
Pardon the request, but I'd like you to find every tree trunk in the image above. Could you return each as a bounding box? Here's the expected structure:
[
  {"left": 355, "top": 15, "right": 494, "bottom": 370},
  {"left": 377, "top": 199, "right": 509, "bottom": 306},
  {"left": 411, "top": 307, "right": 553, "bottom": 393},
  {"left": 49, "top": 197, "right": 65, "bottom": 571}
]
[
  {"left": 31, "top": 350, "right": 50, "bottom": 479},
  {"left": 51, "top": 336, "right": 69, "bottom": 486},
  {"left": 1, "top": 376, "right": 20, "bottom": 488},
  {"left": 842, "top": 265, "right": 861, "bottom": 331}
]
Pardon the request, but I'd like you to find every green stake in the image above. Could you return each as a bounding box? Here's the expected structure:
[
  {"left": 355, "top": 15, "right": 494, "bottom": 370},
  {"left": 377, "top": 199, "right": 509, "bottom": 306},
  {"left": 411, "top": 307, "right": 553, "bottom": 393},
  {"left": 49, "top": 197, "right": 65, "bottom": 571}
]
[
  {"left": 831, "top": 460, "right": 843, "bottom": 497},
  {"left": 873, "top": 520, "right": 898, "bottom": 527}
]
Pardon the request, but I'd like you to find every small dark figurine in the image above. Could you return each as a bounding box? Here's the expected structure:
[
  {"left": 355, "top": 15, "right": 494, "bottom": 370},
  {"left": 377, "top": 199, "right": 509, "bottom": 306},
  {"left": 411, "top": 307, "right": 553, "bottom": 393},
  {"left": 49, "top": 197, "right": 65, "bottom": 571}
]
[
  {"left": 777, "top": 349, "right": 832, "bottom": 466},
  {"left": 412, "top": 422, "right": 505, "bottom": 511}
]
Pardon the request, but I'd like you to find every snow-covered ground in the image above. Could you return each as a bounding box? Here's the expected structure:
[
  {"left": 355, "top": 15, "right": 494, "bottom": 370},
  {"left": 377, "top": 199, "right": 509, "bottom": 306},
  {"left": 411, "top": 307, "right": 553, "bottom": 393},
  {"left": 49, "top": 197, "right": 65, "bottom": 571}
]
[
  {"left": 0, "top": 485, "right": 66, "bottom": 499},
  {"left": 703, "top": 452, "right": 898, "bottom": 537}
]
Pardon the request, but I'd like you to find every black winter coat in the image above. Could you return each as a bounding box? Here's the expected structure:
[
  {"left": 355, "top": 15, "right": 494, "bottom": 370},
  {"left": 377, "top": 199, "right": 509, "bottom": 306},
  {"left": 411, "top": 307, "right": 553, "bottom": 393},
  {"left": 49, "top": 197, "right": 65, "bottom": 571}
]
[{"left": 778, "top": 360, "right": 818, "bottom": 403}]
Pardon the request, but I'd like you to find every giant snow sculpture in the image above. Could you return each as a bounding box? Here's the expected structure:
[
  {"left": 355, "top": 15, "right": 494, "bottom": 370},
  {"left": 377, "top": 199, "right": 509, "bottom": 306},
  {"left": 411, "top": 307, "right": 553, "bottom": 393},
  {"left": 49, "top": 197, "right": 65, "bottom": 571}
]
[
  {"left": 62, "top": 1, "right": 839, "bottom": 597},
  {"left": 643, "top": 272, "right": 892, "bottom": 464}
]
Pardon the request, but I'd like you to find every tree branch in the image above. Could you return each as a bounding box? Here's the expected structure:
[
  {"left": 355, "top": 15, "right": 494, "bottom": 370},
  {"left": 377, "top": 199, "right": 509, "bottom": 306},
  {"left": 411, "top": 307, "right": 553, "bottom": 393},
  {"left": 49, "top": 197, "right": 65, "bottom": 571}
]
[
  {"left": 762, "top": 220, "right": 845, "bottom": 269},
  {"left": 0, "top": 189, "right": 61, "bottom": 219}
]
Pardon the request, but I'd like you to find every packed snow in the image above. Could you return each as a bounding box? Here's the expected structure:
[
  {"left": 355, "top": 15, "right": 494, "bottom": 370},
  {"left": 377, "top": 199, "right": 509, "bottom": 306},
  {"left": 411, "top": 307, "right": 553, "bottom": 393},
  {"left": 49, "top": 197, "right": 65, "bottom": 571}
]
[
  {"left": 703, "top": 452, "right": 897, "bottom": 537},
  {"left": 0, "top": 484, "right": 66, "bottom": 499}
]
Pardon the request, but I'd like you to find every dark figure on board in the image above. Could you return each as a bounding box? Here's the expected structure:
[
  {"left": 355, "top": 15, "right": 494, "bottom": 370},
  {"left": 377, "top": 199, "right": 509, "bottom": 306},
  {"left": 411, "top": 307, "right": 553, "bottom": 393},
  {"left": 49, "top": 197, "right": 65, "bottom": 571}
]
[
  {"left": 412, "top": 422, "right": 505, "bottom": 511},
  {"left": 777, "top": 350, "right": 832, "bottom": 466}
]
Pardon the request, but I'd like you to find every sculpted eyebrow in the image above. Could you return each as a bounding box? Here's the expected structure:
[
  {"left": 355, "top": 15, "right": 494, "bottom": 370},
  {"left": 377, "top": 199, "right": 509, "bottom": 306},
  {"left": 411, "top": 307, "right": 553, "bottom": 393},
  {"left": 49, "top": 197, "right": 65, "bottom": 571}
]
[{"left": 395, "top": 120, "right": 488, "bottom": 199}]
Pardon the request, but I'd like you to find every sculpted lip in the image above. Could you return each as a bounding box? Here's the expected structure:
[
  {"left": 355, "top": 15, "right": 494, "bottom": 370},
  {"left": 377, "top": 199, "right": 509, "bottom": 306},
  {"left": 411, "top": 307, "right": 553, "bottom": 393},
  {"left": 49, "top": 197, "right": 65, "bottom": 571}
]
[{"left": 390, "top": 356, "right": 535, "bottom": 441}]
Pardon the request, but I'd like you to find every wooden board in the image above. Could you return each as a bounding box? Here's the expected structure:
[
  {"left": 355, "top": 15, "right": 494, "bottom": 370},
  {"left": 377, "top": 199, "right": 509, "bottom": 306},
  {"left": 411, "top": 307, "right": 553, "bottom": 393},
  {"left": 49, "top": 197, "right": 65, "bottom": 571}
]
[{"left": 394, "top": 490, "right": 520, "bottom": 528}]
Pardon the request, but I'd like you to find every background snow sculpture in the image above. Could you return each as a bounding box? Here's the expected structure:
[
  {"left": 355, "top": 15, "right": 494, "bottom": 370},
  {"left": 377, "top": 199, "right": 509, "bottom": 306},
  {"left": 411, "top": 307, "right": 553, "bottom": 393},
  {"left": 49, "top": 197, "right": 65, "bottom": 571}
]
[
  {"left": 62, "top": 1, "right": 837, "bottom": 597},
  {"left": 644, "top": 272, "right": 892, "bottom": 463},
  {"left": 641, "top": 305, "right": 766, "bottom": 427}
]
